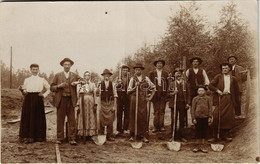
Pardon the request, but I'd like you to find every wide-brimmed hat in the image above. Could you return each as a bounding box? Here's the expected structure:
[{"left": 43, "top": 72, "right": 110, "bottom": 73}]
[
  {"left": 153, "top": 58, "right": 166, "bottom": 67},
  {"left": 121, "top": 65, "right": 130, "bottom": 70},
  {"left": 189, "top": 57, "right": 202, "bottom": 64},
  {"left": 60, "top": 58, "right": 74, "bottom": 66},
  {"left": 219, "top": 63, "right": 232, "bottom": 71},
  {"left": 227, "top": 55, "right": 238, "bottom": 61},
  {"left": 101, "top": 69, "right": 113, "bottom": 76},
  {"left": 133, "top": 63, "right": 145, "bottom": 70},
  {"left": 172, "top": 68, "right": 184, "bottom": 75}
]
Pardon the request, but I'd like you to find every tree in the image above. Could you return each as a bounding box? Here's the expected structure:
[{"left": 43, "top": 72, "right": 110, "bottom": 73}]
[{"left": 210, "top": 2, "right": 255, "bottom": 77}]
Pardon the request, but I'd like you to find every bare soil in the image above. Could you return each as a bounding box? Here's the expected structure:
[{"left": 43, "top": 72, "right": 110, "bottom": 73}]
[{"left": 1, "top": 84, "right": 259, "bottom": 163}]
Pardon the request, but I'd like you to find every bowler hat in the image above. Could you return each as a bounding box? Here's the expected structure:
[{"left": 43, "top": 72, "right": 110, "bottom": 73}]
[
  {"left": 227, "top": 55, "right": 238, "bottom": 61},
  {"left": 133, "top": 63, "right": 145, "bottom": 70},
  {"left": 219, "top": 63, "right": 232, "bottom": 71},
  {"left": 189, "top": 57, "right": 202, "bottom": 64},
  {"left": 101, "top": 69, "right": 113, "bottom": 76},
  {"left": 60, "top": 58, "right": 74, "bottom": 66},
  {"left": 154, "top": 58, "right": 166, "bottom": 67}
]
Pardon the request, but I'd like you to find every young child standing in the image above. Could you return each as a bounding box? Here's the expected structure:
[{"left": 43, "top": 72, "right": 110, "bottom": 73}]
[{"left": 191, "top": 85, "right": 212, "bottom": 153}]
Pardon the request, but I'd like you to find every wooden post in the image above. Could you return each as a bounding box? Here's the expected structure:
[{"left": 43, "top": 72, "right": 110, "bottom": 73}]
[{"left": 10, "top": 46, "right": 12, "bottom": 89}]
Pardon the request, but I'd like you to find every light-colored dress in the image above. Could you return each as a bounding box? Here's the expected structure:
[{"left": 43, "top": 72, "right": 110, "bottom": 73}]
[{"left": 77, "top": 81, "right": 97, "bottom": 136}]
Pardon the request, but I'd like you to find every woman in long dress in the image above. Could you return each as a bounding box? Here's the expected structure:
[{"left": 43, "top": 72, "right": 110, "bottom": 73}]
[{"left": 76, "top": 71, "right": 98, "bottom": 139}]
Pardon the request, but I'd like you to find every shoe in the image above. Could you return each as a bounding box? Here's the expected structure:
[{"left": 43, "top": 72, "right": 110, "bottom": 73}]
[
  {"left": 152, "top": 128, "right": 159, "bottom": 133},
  {"left": 160, "top": 127, "right": 166, "bottom": 132},
  {"left": 69, "top": 140, "right": 77, "bottom": 145},
  {"left": 123, "top": 130, "right": 130, "bottom": 134},
  {"left": 180, "top": 138, "right": 188, "bottom": 143},
  {"left": 142, "top": 137, "right": 149, "bottom": 143},
  {"left": 128, "top": 137, "right": 134, "bottom": 141},
  {"left": 208, "top": 138, "right": 216, "bottom": 143},
  {"left": 107, "top": 137, "right": 115, "bottom": 141},
  {"left": 24, "top": 138, "right": 34, "bottom": 144},
  {"left": 200, "top": 145, "right": 208, "bottom": 153},
  {"left": 37, "top": 138, "right": 46, "bottom": 142},
  {"left": 235, "top": 115, "right": 245, "bottom": 119},
  {"left": 192, "top": 145, "right": 199, "bottom": 153},
  {"left": 223, "top": 137, "right": 232, "bottom": 142}
]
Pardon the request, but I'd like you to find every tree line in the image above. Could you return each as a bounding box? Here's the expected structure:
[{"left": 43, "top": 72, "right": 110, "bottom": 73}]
[{"left": 1, "top": 2, "right": 256, "bottom": 89}]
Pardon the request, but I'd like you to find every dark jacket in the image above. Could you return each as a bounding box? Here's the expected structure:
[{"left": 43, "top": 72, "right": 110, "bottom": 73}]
[
  {"left": 191, "top": 95, "right": 212, "bottom": 120},
  {"left": 149, "top": 70, "right": 169, "bottom": 101},
  {"left": 208, "top": 74, "right": 240, "bottom": 107},
  {"left": 51, "top": 72, "right": 80, "bottom": 108},
  {"left": 167, "top": 80, "right": 191, "bottom": 108},
  {"left": 232, "top": 64, "right": 247, "bottom": 92}
]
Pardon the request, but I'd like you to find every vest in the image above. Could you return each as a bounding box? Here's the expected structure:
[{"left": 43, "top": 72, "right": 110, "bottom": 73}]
[
  {"left": 188, "top": 68, "right": 204, "bottom": 88},
  {"left": 101, "top": 81, "right": 114, "bottom": 101},
  {"left": 132, "top": 75, "right": 149, "bottom": 97},
  {"left": 62, "top": 76, "right": 71, "bottom": 96},
  {"left": 176, "top": 82, "right": 185, "bottom": 102}
]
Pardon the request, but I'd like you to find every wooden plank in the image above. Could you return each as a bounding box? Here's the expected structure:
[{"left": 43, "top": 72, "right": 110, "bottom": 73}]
[{"left": 55, "top": 143, "right": 62, "bottom": 163}]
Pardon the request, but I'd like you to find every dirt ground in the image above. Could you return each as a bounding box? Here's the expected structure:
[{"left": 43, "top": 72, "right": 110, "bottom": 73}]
[{"left": 1, "top": 82, "right": 259, "bottom": 163}]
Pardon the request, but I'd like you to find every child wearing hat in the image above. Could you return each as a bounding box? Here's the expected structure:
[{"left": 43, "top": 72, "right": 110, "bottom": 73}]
[{"left": 191, "top": 85, "right": 212, "bottom": 153}]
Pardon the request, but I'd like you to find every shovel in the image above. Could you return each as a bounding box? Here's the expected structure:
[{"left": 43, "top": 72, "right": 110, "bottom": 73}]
[
  {"left": 93, "top": 126, "right": 107, "bottom": 146},
  {"left": 131, "top": 82, "right": 142, "bottom": 149},
  {"left": 81, "top": 93, "right": 86, "bottom": 144},
  {"left": 167, "top": 75, "right": 181, "bottom": 151},
  {"left": 211, "top": 96, "right": 224, "bottom": 152}
]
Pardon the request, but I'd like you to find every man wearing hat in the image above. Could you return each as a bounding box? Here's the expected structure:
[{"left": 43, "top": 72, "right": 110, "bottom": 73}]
[
  {"left": 19, "top": 64, "right": 50, "bottom": 143},
  {"left": 228, "top": 55, "right": 247, "bottom": 118},
  {"left": 208, "top": 63, "right": 239, "bottom": 142},
  {"left": 127, "top": 63, "right": 156, "bottom": 143},
  {"left": 186, "top": 57, "right": 210, "bottom": 102},
  {"left": 97, "top": 69, "right": 118, "bottom": 141},
  {"left": 51, "top": 58, "right": 81, "bottom": 145},
  {"left": 114, "top": 65, "right": 131, "bottom": 135},
  {"left": 149, "top": 58, "right": 169, "bottom": 132},
  {"left": 167, "top": 68, "right": 191, "bottom": 142}
]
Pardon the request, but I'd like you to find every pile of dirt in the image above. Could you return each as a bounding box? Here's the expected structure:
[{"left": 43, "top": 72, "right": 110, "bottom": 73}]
[
  {"left": 1, "top": 89, "right": 24, "bottom": 119},
  {"left": 226, "top": 79, "right": 259, "bottom": 162}
]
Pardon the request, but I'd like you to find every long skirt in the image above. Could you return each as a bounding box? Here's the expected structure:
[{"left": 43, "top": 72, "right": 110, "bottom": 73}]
[
  {"left": 212, "top": 94, "right": 236, "bottom": 129},
  {"left": 77, "top": 94, "right": 97, "bottom": 136},
  {"left": 19, "top": 93, "right": 46, "bottom": 141},
  {"left": 129, "top": 94, "right": 147, "bottom": 137}
]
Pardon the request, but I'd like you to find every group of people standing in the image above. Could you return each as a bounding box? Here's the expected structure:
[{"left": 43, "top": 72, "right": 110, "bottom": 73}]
[{"left": 18, "top": 55, "right": 248, "bottom": 153}]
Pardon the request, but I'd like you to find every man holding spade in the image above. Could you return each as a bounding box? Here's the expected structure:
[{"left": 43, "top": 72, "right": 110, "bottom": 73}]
[
  {"left": 127, "top": 63, "right": 155, "bottom": 143},
  {"left": 208, "top": 63, "right": 240, "bottom": 142}
]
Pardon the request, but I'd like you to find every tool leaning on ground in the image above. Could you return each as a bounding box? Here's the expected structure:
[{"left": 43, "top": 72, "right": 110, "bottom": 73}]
[
  {"left": 211, "top": 95, "right": 224, "bottom": 152},
  {"left": 167, "top": 73, "right": 181, "bottom": 151},
  {"left": 92, "top": 82, "right": 107, "bottom": 146},
  {"left": 131, "top": 82, "right": 143, "bottom": 149}
]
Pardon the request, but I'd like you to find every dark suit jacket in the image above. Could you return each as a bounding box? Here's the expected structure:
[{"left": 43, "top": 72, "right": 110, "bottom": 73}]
[
  {"left": 208, "top": 74, "right": 239, "bottom": 107},
  {"left": 232, "top": 64, "right": 247, "bottom": 92},
  {"left": 149, "top": 70, "right": 169, "bottom": 101},
  {"left": 50, "top": 72, "right": 80, "bottom": 108}
]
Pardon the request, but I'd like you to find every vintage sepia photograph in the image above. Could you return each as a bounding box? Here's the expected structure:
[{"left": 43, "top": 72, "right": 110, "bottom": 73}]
[{"left": 0, "top": 0, "right": 259, "bottom": 163}]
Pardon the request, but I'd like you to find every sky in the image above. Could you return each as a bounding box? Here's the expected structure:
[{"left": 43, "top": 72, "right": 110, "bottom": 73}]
[{"left": 0, "top": 1, "right": 257, "bottom": 76}]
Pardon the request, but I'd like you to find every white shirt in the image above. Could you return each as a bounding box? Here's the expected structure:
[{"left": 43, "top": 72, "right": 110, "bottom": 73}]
[
  {"left": 223, "top": 74, "right": 231, "bottom": 93},
  {"left": 23, "top": 75, "right": 50, "bottom": 98},
  {"left": 64, "top": 71, "right": 70, "bottom": 79},
  {"left": 186, "top": 68, "right": 210, "bottom": 85},
  {"left": 127, "top": 75, "right": 155, "bottom": 93},
  {"left": 232, "top": 65, "right": 236, "bottom": 71},
  {"left": 156, "top": 69, "right": 162, "bottom": 86}
]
